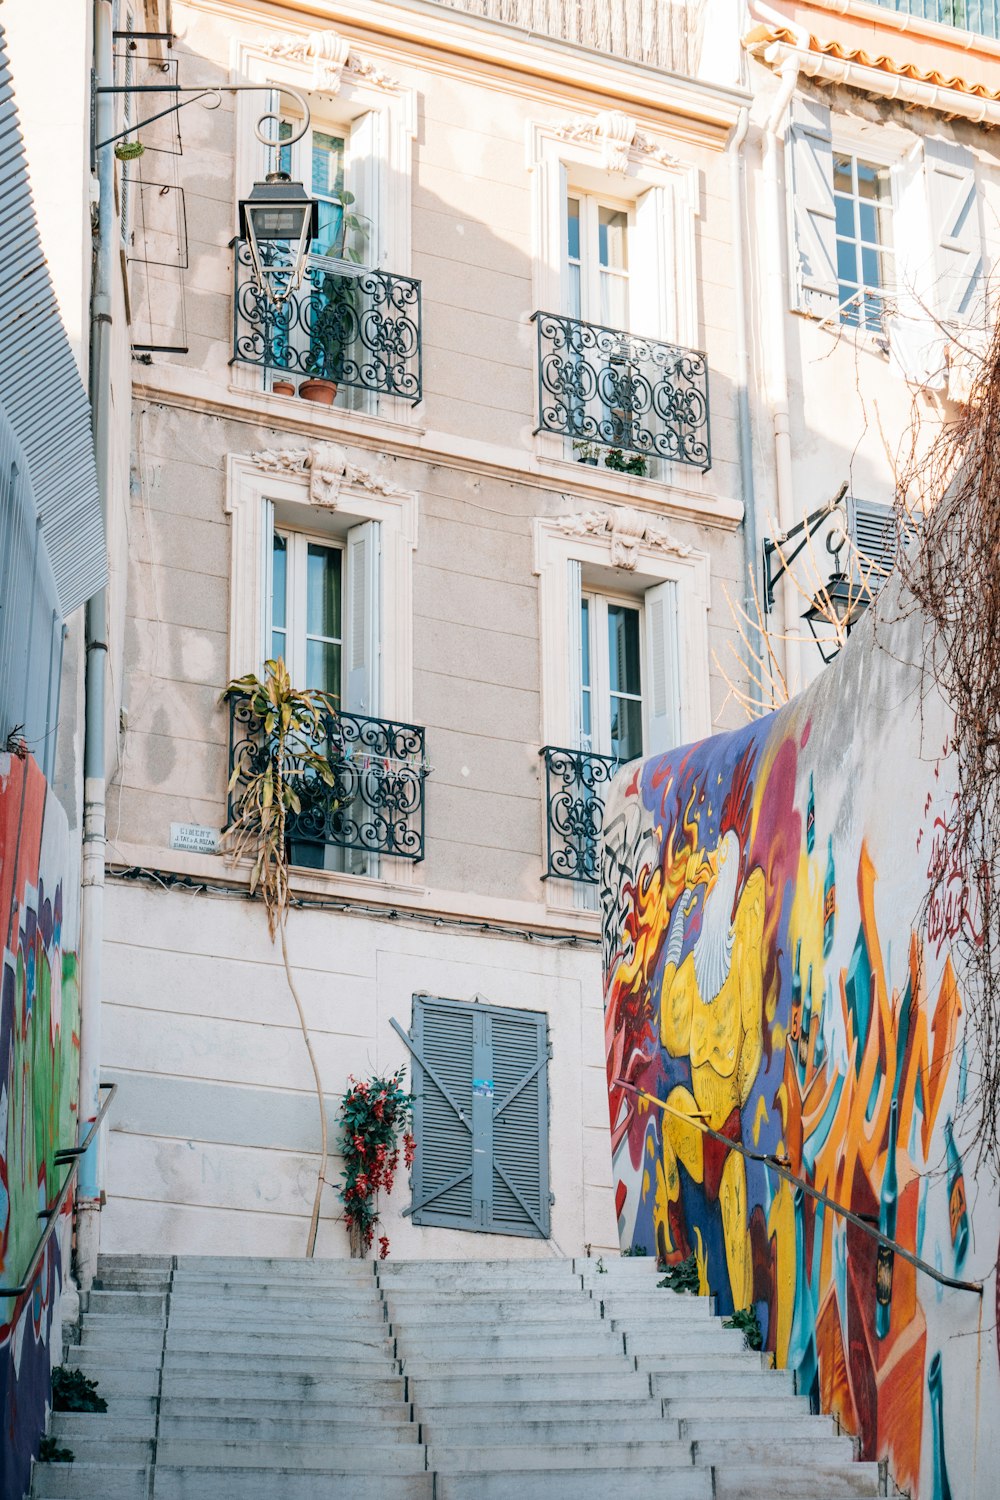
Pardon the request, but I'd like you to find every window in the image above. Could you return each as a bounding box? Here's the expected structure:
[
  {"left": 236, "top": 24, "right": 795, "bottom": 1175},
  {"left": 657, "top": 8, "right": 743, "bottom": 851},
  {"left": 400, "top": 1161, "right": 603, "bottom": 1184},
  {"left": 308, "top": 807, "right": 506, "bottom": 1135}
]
[
  {"left": 407, "top": 996, "right": 551, "bottom": 1238},
  {"left": 566, "top": 192, "right": 630, "bottom": 329},
  {"left": 278, "top": 122, "right": 350, "bottom": 259},
  {"left": 834, "top": 154, "right": 894, "bottom": 332},
  {"left": 580, "top": 593, "right": 644, "bottom": 763},
  {"left": 271, "top": 532, "right": 344, "bottom": 703}
]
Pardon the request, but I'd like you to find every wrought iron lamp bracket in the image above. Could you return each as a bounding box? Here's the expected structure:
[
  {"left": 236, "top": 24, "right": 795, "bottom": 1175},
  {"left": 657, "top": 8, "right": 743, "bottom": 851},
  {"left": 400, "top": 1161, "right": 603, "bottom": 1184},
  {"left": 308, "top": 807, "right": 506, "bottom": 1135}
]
[
  {"left": 93, "top": 82, "right": 311, "bottom": 157},
  {"left": 762, "top": 480, "right": 848, "bottom": 614}
]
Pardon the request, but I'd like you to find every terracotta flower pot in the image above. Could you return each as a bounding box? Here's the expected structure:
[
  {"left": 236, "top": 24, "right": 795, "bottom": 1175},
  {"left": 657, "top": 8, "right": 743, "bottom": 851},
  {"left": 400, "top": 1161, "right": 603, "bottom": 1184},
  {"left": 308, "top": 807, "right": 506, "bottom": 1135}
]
[
  {"left": 272, "top": 378, "right": 296, "bottom": 396},
  {"left": 299, "top": 378, "right": 338, "bottom": 406}
]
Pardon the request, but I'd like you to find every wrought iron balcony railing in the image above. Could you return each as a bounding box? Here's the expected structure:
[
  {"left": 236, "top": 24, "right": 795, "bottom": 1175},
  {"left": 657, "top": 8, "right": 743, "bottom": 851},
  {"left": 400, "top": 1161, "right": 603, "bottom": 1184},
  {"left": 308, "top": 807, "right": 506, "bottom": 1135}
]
[
  {"left": 229, "top": 695, "right": 429, "bottom": 863},
  {"left": 540, "top": 745, "right": 621, "bottom": 884},
  {"left": 232, "top": 241, "right": 422, "bottom": 403},
  {"left": 870, "top": 0, "right": 999, "bottom": 38},
  {"left": 532, "top": 311, "right": 711, "bottom": 471}
]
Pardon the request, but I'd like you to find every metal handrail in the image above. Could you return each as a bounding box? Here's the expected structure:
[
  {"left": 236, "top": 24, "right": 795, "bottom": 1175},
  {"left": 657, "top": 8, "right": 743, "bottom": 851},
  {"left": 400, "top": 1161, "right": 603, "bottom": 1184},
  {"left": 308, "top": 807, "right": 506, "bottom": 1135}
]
[
  {"left": 614, "top": 1078, "right": 983, "bottom": 1296},
  {"left": 0, "top": 1082, "right": 118, "bottom": 1301}
]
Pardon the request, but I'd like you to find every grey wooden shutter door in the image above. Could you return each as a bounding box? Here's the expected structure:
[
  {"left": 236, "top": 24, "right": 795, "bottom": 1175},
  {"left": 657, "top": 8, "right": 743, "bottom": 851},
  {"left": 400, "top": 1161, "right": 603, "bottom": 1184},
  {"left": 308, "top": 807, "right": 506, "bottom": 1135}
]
[
  {"left": 924, "top": 137, "right": 984, "bottom": 325},
  {"left": 488, "top": 1007, "right": 550, "bottom": 1238},
  {"left": 403, "top": 998, "right": 550, "bottom": 1238},
  {"left": 787, "top": 97, "right": 838, "bottom": 318},
  {"left": 409, "top": 998, "right": 476, "bottom": 1227}
]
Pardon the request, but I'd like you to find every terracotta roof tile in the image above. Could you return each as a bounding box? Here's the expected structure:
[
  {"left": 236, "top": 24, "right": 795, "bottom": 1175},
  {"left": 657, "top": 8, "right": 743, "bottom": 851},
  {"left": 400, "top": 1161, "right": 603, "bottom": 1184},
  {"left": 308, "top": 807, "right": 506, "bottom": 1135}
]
[{"left": 744, "top": 22, "right": 1000, "bottom": 102}]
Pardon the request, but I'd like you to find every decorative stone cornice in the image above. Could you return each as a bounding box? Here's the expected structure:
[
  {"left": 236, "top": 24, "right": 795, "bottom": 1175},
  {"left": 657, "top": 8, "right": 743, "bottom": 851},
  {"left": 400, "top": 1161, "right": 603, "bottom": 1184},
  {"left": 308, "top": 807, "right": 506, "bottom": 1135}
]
[
  {"left": 261, "top": 29, "right": 397, "bottom": 92},
  {"left": 251, "top": 442, "right": 407, "bottom": 506},
  {"left": 553, "top": 110, "right": 679, "bottom": 174},
  {"left": 554, "top": 505, "right": 692, "bottom": 570}
]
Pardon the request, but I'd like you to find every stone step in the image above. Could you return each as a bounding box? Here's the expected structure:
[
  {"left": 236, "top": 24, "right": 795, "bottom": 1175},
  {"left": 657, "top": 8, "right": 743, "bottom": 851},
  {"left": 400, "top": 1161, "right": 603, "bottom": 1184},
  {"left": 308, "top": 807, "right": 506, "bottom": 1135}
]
[
  {"left": 434, "top": 1470, "right": 712, "bottom": 1500},
  {"left": 49, "top": 1413, "right": 157, "bottom": 1441},
  {"left": 156, "top": 1410, "right": 417, "bottom": 1442},
  {"left": 158, "top": 1394, "right": 413, "bottom": 1424},
  {"left": 405, "top": 1371, "right": 650, "bottom": 1403},
  {"left": 636, "top": 1352, "right": 767, "bottom": 1374},
  {"left": 398, "top": 1331, "right": 623, "bottom": 1359},
  {"left": 153, "top": 1439, "right": 429, "bottom": 1473},
  {"left": 150, "top": 1471, "right": 434, "bottom": 1500},
  {"left": 158, "top": 1372, "right": 406, "bottom": 1402},
  {"left": 171, "top": 1256, "right": 377, "bottom": 1276},
  {"left": 415, "top": 1398, "right": 668, "bottom": 1426},
  {"left": 695, "top": 1439, "right": 860, "bottom": 1466},
  {"left": 680, "top": 1414, "right": 841, "bottom": 1442},
  {"left": 622, "top": 1328, "right": 748, "bottom": 1352},
  {"left": 418, "top": 1417, "right": 684, "bottom": 1446},
  {"left": 428, "top": 1440, "right": 694, "bottom": 1473},
  {"left": 652, "top": 1369, "right": 795, "bottom": 1398},
  {"left": 662, "top": 1395, "right": 813, "bottom": 1421},
  {"left": 401, "top": 1355, "right": 632, "bottom": 1378},
  {"left": 31, "top": 1464, "right": 149, "bottom": 1500},
  {"left": 712, "top": 1464, "right": 881, "bottom": 1498}
]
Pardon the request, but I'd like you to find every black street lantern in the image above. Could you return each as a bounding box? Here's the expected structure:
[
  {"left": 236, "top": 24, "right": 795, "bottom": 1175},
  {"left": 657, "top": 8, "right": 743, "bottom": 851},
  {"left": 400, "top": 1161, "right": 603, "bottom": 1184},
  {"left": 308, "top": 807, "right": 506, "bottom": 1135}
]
[
  {"left": 238, "top": 172, "right": 319, "bottom": 307},
  {"left": 802, "top": 571, "right": 872, "bottom": 664}
]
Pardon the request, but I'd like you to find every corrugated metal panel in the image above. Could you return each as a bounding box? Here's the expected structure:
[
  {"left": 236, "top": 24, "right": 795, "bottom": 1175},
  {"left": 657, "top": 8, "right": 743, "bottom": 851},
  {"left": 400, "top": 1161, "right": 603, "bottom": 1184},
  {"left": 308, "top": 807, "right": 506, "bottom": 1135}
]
[{"left": 0, "top": 33, "right": 104, "bottom": 616}]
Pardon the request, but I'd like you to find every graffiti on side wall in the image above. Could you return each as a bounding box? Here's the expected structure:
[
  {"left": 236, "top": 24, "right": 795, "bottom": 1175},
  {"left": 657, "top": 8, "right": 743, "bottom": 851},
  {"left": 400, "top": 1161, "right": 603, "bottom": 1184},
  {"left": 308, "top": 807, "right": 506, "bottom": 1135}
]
[
  {"left": 0, "top": 752, "right": 79, "bottom": 1500},
  {"left": 603, "top": 700, "right": 992, "bottom": 1500}
]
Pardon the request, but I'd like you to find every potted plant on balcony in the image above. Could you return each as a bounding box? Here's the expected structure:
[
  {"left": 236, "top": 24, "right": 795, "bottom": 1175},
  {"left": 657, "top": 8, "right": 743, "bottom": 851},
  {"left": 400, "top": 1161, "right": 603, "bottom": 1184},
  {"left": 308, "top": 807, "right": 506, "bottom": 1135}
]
[
  {"left": 221, "top": 658, "right": 337, "bottom": 1257},
  {"left": 299, "top": 194, "right": 372, "bottom": 405},
  {"left": 604, "top": 447, "right": 648, "bottom": 478},
  {"left": 573, "top": 440, "right": 601, "bottom": 466}
]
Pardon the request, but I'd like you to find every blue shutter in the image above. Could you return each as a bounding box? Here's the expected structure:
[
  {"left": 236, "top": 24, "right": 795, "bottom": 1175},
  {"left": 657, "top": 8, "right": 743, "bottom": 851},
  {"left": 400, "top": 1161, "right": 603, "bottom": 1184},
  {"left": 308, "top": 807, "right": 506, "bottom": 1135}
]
[
  {"left": 787, "top": 98, "right": 838, "bottom": 318},
  {"left": 398, "top": 998, "right": 550, "bottom": 1238},
  {"left": 407, "top": 998, "right": 476, "bottom": 1228},
  {"left": 488, "top": 1007, "right": 550, "bottom": 1238}
]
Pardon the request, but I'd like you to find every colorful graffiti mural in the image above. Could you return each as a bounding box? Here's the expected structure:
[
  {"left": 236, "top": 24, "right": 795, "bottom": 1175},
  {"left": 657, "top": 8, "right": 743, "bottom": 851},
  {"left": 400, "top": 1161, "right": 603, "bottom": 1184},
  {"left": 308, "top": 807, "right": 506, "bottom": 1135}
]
[
  {"left": 602, "top": 612, "right": 996, "bottom": 1500},
  {"left": 0, "top": 751, "right": 80, "bottom": 1500}
]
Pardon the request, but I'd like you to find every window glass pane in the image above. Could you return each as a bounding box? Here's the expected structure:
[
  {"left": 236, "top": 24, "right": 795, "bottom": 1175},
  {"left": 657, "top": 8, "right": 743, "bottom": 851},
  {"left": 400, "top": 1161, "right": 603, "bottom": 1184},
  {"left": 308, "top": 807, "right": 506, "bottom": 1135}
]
[
  {"left": 835, "top": 195, "right": 854, "bottom": 237},
  {"left": 610, "top": 695, "right": 643, "bottom": 764},
  {"left": 861, "top": 245, "right": 882, "bottom": 290},
  {"left": 858, "top": 201, "right": 878, "bottom": 246},
  {"left": 306, "top": 639, "right": 341, "bottom": 699},
  {"left": 272, "top": 533, "right": 287, "bottom": 631},
  {"left": 315, "top": 200, "right": 345, "bottom": 258},
  {"left": 306, "top": 543, "right": 342, "bottom": 640},
  {"left": 567, "top": 197, "right": 581, "bottom": 261},
  {"left": 581, "top": 688, "right": 592, "bottom": 743},
  {"left": 836, "top": 239, "right": 857, "bottom": 283},
  {"left": 278, "top": 119, "right": 293, "bottom": 178},
  {"left": 568, "top": 262, "right": 582, "bottom": 320},
  {"left": 312, "top": 132, "right": 346, "bottom": 197},
  {"left": 600, "top": 272, "right": 628, "bottom": 331},
  {"left": 856, "top": 159, "right": 889, "bottom": 202},
  {"left": 598, "top": 207, "right": 628, "bottom": 271},
  {"left": 833, "top": 156, "right": 853, "bottom": 195},
  {"left": 608, "top": 604, "right": 641, "bottom": 696},
  {"left": 271, "top": 627, "right": 286, "bottom": 663}
]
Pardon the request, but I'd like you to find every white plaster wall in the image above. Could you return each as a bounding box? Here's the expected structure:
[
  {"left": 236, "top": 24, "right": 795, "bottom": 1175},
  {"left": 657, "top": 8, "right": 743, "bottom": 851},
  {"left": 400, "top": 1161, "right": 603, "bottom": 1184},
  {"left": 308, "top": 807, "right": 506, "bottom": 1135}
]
[{"left": 100, "top": 879, "right": 617, "bottom": 1258}]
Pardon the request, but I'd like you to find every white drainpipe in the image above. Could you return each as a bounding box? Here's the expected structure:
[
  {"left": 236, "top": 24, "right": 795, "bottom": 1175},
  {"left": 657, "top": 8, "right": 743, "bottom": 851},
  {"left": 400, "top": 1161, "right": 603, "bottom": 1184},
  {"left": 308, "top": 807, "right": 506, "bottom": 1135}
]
[{"left": 760, "top": 47, "right": 803, "bottom": 696}]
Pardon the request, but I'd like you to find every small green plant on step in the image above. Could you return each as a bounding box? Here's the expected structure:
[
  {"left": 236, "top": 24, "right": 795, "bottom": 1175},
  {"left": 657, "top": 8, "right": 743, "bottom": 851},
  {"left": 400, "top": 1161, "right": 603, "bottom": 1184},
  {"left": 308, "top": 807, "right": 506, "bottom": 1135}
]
[
  {"left": 595, "top": 1256, "right": 607, "bottom": 1274},
  {"left": 51, "top": 1368, "right": 107, "bottom": 1413},
  {"left": 621, "top": 1244, "right": 647, "bottom": 1256},
  {"left": 723, "top": 1305, "right": 764, "bottom": 1350},
  {"left": 657, "top": 1252, "right": 700, "bottom": 1293},
  {"left": 604, "top": 448, "right": 648, "bottom": 477},
  {"left": 39, "top": 1437, "right": 74, "bottom": 1463}
]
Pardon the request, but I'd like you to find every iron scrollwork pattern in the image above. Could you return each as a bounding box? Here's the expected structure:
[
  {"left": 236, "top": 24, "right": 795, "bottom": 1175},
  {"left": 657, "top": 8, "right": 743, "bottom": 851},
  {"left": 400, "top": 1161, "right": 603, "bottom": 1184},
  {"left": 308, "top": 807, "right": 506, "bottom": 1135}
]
[
  {"left": 229, "top": 696, "right": 428, "bottom": 862},
  {"left": 540, "top": 745, "right": 621, "bottom": 883},
  {"left": 532, "top": 311, "right": 710, "bottom": 470},
  {"left": 232, "top": 241, "right": 422, "bottom": 403}
]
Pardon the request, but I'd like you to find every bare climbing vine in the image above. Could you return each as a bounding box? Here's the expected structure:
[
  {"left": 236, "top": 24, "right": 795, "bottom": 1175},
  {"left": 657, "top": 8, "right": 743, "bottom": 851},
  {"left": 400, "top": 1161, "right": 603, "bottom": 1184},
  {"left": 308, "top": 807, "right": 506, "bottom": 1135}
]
[{"left": 894, "top": 321, "right": 1000, "bottom": 1180}]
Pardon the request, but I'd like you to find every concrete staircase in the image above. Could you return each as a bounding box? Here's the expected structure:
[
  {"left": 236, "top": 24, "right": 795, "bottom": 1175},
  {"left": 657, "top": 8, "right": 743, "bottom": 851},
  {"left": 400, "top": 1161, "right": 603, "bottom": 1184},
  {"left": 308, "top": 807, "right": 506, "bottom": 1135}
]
[{"left": 32, "top": 1255, "right": 881, "bottom": 1499}]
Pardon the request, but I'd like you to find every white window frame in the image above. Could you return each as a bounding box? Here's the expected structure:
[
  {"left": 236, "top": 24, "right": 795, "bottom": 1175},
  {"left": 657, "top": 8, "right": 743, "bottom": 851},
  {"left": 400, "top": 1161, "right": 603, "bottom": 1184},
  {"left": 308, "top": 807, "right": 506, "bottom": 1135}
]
[
  {"left": 270, "top": 526, "right": 346, "bottom": 697},
  {"left": 832, "top": 148, "right": 896, "bottom": 334},
  {"left": 566, "top": 191, "right": 634, "bottom": 329},
  {"left": 528, "top": 116, "right": 702, "bottom": 494},
  {"left": 580, "top": 588, "right": 645, "bottom": 762},
  {"left": 533, "top": 510, "right": 711, "bottom": 916},
  {"left": 229, "top": 33, "right": 417, "bottom": 421}
]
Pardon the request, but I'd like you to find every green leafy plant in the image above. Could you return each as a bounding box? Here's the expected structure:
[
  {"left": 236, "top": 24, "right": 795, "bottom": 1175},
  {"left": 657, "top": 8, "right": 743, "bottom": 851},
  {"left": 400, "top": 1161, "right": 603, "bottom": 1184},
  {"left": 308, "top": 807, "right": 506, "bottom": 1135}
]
[
  {"left": 337, "top": 1068, "right": 414, "bottom": 1258},
  {"left": 723, "top": 1305, "right": 764, "bottom": 1350},
  {"left": 572, "top": 439, "right": 601, "bottom": 464},
  {"left": 222, "top": 658, "right": 337, "bottom": 1257},
  {"left": 604, "top": 448, "right": 648, "bottom": 477},
  {"left": 657, "top": 1252, "right": 700, "bottom": 1293},
  {"left": 51, "top": 1368, "right": 107, "bottom": 1414},
  {"left": 595, "top": 1256, "right": 607, "bottom": 1274},
  {"left": 38, "top": 1437, "right": 74, "bottom": 1463},
  {"left": 621, "top": 1244, "right": 648, "bottom": 1257}
]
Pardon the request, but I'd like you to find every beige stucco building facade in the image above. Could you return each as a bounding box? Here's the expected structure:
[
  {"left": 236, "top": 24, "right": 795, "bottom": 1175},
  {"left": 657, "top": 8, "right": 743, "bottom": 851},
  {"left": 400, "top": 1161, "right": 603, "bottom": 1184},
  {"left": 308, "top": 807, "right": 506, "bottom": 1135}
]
[{"left": 98, "top": 0, "right": 751, "bottom": 1257}]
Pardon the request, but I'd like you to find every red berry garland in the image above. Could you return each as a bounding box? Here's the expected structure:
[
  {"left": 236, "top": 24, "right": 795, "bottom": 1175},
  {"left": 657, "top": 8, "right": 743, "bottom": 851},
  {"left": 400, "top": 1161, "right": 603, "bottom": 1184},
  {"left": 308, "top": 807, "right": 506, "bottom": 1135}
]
[{"left": 337, "top": 1067, "right": 414, "bottom": 1257}]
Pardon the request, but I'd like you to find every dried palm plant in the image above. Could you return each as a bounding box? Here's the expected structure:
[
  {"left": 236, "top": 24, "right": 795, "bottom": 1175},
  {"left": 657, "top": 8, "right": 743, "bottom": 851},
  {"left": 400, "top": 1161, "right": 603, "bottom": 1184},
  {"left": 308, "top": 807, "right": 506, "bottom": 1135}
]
[{"left": 221, "top": 658, "right": 336, "bottom": 1255}]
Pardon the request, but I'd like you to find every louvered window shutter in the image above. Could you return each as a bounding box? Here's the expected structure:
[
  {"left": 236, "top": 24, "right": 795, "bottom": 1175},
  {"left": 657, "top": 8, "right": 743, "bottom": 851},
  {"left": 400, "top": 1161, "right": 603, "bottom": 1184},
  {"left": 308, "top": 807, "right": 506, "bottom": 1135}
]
[
  {"left": 409, "top": 999, "right": 476, "bottom": 1228},
  {"left": 488, "top": 1007, "right": 550, "bottom": 1238},
  {"left": 787, "top": 98, "right": 838, "bottom": 318},
  {"left": 847, "top": 498, "right": 897, "bottom": 585},
  {"left": 345, "top": 520, "right": 381, "bottom": 716},
  {"left": 259, "top": 497, "right": 275, "bottom": 670},
  {"left": 643, "top": 580, "right": 681, "bottom": 757},
  {"left": 924, "top": 137, "right": 985, "bottom": 326},
  {"left": 404, "top": 998, "right": 550, "bottom": 1238},
  {"left": 567, "top": 558, "right": 583, "bottom": 748}
]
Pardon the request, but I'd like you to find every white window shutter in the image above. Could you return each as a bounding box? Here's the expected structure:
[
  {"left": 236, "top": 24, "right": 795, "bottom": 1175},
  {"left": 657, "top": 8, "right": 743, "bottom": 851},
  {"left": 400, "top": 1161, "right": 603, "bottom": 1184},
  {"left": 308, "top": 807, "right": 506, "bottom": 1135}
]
[
  {"left": 643, "top": 580, "right": 680, "bottom": 756},
  {"left": 567, "top": 558, "right": 583, "bottom": 748},
  {"left": 347, "top": 111, "right": 381, "bottom": 266},
  {"left": 259, "top": 498, "right": 275, "bottom": 671},
  {"left": 924, "top": 137, "right": 985, "bottom": 326},
  {"left": 345, "top": 519, "right": 381, "bottom": 715},
  {"left": 633, "top": 186, "right": 672, "bottom": 340},
  {"left": 787, "top": 98, "right": 838, "bottom": 318}
]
